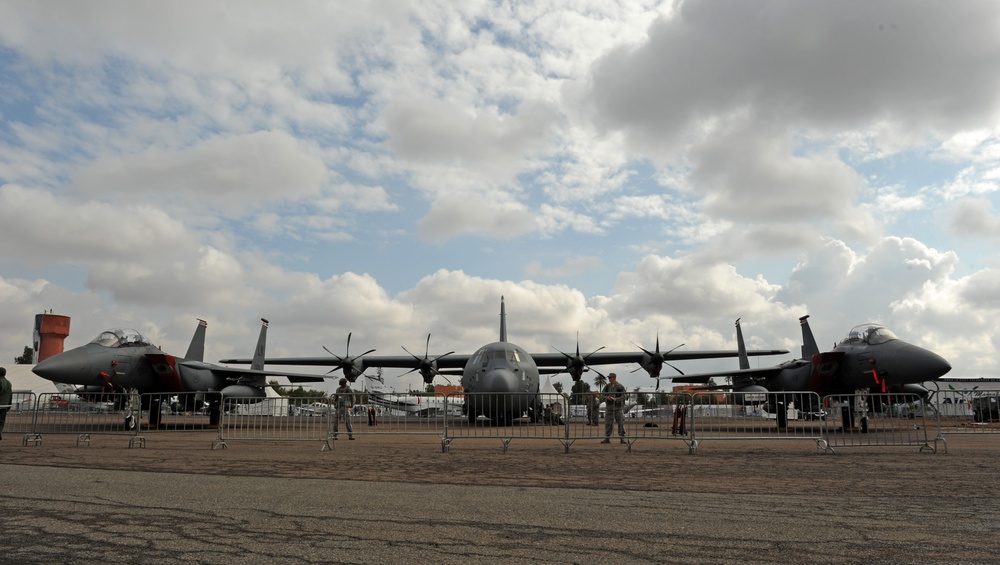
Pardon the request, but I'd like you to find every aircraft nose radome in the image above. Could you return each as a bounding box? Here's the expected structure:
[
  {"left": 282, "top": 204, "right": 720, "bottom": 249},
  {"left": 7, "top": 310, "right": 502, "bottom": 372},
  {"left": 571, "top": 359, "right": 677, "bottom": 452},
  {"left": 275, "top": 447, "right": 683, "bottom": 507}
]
[
  {"left": 894, "top": 344, "right": 952, "bottom": 382},
  {"left": 32, "top": 348, "right": 91, "bottom": 384},
  {"left": 480, "top": 368, "right": 520, "bottom": 394}
]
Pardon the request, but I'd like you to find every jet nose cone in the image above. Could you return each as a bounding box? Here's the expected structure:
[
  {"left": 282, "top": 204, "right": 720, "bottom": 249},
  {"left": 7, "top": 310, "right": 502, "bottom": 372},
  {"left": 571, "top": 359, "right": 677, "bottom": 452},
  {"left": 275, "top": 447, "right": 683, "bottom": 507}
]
[
  {"left": 894, "top": 344, "right": 951, "bottom": 382},
  {"left": 33, "top": 348, "right": 91, "bottom": 384}
]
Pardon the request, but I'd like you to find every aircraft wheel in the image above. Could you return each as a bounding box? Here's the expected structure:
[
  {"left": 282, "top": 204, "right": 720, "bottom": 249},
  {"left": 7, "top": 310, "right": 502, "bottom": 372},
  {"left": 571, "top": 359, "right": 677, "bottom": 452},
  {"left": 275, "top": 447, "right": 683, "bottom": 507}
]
[{"left": 124, "top": 415, "right": 135, "bottom": 430}]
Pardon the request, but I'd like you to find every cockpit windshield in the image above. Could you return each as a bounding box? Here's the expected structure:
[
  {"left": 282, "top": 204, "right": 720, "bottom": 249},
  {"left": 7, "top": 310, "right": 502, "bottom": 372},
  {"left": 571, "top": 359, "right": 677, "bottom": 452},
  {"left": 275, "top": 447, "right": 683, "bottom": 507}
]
[
  {"left": 89, "top": 328, "right": 154, "bottom": 348},
  {"left": 839, "top": 324, "right": 898, "bottom": 346}
]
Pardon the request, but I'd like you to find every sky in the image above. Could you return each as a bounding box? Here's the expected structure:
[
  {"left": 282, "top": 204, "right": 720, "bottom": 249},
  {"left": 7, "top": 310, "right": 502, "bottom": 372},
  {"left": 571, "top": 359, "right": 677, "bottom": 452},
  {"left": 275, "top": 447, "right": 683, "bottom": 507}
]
[{"left": 1, "top": 1, "right": 999, "bottom": 393}]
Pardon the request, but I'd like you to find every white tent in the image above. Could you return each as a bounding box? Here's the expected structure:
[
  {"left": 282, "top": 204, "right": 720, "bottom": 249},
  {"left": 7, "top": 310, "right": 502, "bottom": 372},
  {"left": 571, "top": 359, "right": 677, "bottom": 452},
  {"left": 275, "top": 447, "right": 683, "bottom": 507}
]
[
  {"left": 539, "top": 375, "right": 559, "bottom": 394},
  {"left": 2, "top": 364, "right": 59, "bottom": 395},
  {"left": 539, "top": 375, "right": 567, "bottom": 420}
]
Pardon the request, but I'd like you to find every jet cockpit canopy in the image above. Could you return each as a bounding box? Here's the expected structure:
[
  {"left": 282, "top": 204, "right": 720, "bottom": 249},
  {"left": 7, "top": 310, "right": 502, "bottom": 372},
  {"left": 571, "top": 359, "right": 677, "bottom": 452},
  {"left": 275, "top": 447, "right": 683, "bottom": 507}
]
[
  {"left": 89, "top": 328, "right": 154, "bottom": 348},
  {"left": 839, "top": 324, "right": 898, "bottom": 346}
]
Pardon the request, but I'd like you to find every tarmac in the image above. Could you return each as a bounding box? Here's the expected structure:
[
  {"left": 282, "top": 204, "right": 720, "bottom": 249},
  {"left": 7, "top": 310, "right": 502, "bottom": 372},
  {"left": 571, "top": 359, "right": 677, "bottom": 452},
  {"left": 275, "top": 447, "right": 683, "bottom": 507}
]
[{"left": 2, "top": 431, "right": 999, "bottom": 563}]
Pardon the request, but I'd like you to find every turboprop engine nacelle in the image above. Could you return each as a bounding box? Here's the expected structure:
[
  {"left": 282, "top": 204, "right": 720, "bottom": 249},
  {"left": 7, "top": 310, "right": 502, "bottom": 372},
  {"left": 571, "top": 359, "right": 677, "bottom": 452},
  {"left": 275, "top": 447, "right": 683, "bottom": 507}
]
[
  {"left": 731, "top": 384, "right": 769, "bottom": 405},
  {"left": 220, "top": 385, "right": 266, "bottom": 403}
]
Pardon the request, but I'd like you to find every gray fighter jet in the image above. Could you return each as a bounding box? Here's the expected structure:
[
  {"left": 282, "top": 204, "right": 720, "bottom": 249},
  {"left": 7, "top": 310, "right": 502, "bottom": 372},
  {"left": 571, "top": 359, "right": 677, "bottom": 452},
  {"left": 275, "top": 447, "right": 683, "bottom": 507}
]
[
  {"left": 221, "top": 297, "right": 789, "bottom": 425},
  {"left": 32, "top": 318, "right": 327, "bottom": 424},
  {"left": 671, "top": 316, "right": 952, "bottom": 418}
]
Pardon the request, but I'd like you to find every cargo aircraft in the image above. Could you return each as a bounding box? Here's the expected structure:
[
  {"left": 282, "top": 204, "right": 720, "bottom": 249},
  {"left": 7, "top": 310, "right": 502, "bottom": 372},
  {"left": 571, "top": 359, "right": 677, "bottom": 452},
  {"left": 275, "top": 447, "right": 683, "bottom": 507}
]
[
  {"left": 221, "top": 297, "right": 788, "bottom": 425},
  {"left": 670, "top": 316, "right": 951, "bottom": 425},
  {"left": 32, "top": 318, "right": 329, "bottom": 426}
]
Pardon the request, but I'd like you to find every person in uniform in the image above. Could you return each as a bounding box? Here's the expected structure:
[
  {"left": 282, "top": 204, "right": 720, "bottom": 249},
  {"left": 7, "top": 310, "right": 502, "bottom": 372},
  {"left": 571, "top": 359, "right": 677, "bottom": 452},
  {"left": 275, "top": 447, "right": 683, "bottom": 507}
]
[
  {"left": 601, "top": 372, "right": 627, "bottom": 443},
  {"left": 334, "top": 378, "right": 355, "bottom": 440},
  {"left": 551, "top": 398, "right": 564, "bottom": 425},
  {"left": 0, "top": 367, "right": 12, "bottom": 441},
  {"left": 588, "top": 389, "right": 601, "bottom": 426}
]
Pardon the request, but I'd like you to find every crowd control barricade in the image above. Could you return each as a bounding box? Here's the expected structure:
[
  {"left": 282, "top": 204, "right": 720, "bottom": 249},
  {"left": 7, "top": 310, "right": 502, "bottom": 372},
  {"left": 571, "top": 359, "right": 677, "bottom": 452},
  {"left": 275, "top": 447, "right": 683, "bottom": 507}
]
[
  {"left": 134, "top": 392, "right": 224, "bottom": 447},
  {"left": 929, "top": 385, "right": 1000, "bottom": 453},
  {"left": 442, "top": 392, "right": 569, "bottom": 452},
  {"left": 213, "top": 396, "right": 335, "bottom": 450},
  {"left": 356, "top": 391, "right": 451, "bottom": 438},
  {"left": 2, "top": 392, "right": 36, "bottom": 444},
  {"left": 823, "top": 393, "right": 934, "bottom": 452},
  {"left": 688, "top": 391, "right": 829, "bottom": 454},
  {"left": 564, "top": 391, "right": 693, "bottom": 453},
  {"left": 27, "top": 391, "right": 141, "bottom": 447}
]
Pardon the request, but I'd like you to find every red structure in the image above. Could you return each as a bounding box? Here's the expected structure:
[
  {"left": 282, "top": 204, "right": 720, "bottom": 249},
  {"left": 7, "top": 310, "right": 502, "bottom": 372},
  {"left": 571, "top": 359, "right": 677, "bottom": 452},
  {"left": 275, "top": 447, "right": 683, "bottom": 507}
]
[{"left": 34, "top": 312, "right": 71, "bottom": 363}]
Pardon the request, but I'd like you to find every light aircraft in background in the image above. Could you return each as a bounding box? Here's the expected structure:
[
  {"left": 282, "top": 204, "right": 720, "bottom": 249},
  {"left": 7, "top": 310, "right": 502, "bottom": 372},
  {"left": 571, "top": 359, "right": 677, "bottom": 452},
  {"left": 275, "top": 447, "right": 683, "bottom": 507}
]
[
  {"left": 365, "top": 386, "right": 462, "bottom": 417},
  {"left": 32, "top": 318, "right": 329, "bottom": 426},
  {"left": 221, "top": 297, "right": 788, "bottom": 425},
  {"left": 670, "top": 316, "right": 951, "bottom": 423}
]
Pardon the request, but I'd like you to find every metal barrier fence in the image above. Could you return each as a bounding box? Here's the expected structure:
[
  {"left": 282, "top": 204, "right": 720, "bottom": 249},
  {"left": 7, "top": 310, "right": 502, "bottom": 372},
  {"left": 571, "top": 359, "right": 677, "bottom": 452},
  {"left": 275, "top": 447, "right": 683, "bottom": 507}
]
[
  {"left": 929, "top": 386, "right": 1000, "bottom": 453},
  {"left": 688, "top": 391, "right": 829, "bottom": 454},
  {"left": 823, "top": 393, "right": 934, "bottom": 452},
  {"left": 441, "top": 392, "right": 695, "bottom": 453},
  {"left": 134, "top": 392, "right": 223, "bottom": 448},
  {"left": 442, "top": 392, "right": 569, "bottom": 452},
  {"left": 6, "top": 389, "right": 990, "bottom": 454},
  {"left": 214, "top": 396, "right": 334, "bottom": 450},
  {"left": 562, "top": 392, "right": 693, "bottom": 453},
  {"left": 2, "top": 392, "right": 36, "bottom": 443},
  {"left": 213, "top": 393, "right": 451, "bottom": 450},
  {"left": 26, "top": 392, "right": 142, "bottom": 447}
]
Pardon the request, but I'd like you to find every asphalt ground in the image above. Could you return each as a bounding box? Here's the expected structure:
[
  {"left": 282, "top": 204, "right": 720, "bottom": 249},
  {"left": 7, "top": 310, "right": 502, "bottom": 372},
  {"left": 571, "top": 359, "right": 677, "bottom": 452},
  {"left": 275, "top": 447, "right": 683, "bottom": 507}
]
[{"left": 2, "top": 430, "right": 999, "bottom": 564}]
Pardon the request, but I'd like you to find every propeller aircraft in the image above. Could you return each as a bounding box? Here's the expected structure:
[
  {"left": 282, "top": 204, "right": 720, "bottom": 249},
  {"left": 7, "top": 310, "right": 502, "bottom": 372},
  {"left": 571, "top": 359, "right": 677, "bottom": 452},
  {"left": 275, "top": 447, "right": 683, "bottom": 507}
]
[{"left": 221, "top": 297, "right": 789, "bottom": 425}]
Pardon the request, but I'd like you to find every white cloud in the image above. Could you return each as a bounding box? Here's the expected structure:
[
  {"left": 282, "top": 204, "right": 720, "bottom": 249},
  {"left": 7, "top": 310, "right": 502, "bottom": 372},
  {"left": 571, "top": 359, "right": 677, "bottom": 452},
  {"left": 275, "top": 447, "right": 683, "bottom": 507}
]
[{"left": 74, "top": 131, "right": 328, "bottom": 216}]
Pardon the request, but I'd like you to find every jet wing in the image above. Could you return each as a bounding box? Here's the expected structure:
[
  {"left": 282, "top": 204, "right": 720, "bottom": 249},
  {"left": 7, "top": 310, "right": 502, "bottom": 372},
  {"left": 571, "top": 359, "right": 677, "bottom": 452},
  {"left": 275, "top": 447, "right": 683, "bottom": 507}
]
[
  {"left": 669, "top": 366, "right": 784, "bottom": 384},
  {"left": 529, "top": 349, "right": 789, "bottom": 368},
  {"left": 185, "top": 361, "right": 332, "bottom": 383}
]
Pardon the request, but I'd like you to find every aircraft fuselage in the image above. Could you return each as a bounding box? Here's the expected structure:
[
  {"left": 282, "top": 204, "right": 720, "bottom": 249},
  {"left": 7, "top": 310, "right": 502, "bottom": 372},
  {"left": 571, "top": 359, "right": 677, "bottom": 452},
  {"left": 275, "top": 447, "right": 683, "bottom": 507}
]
[
  {"left": 461, "top": 341, "right": 540, "bottom": 424},
  {"left": 31, "top": 341, "right": 229, "bottom": 394}
]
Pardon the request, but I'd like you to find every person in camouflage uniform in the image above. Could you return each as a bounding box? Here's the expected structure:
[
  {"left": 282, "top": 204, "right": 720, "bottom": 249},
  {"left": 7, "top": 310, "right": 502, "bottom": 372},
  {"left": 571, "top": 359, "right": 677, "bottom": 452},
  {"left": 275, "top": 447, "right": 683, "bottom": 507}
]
[
  {"left": 334, "top": 378, "right": 355, "bottom": 440},
  {"left": 588, "top": 389, "right": 600, "bottom": 426},
  {"left": 0, "top": 367, "right": 12, "bottom": 441},
  {"left": 601, "top": 373, "right": 627, "bottom": 444}
]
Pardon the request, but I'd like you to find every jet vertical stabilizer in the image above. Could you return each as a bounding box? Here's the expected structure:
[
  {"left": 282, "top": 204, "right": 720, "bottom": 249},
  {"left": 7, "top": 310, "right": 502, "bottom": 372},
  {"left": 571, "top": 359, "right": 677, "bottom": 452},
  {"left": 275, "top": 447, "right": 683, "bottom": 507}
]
[
  {"left": 736, "top": 318, "right": 750, "bottom": 370},
  {"left": 185, "top": 319, "right": 208, "bottom": 362},
  {"left": 799, "top": 315, "right": 819, "bottom": 359},
  {"left": 499, "top": 296, "right": 507, "bottom": 343},
  {"left": 250, "top": 318, "right": 268, "bottom": 371}
]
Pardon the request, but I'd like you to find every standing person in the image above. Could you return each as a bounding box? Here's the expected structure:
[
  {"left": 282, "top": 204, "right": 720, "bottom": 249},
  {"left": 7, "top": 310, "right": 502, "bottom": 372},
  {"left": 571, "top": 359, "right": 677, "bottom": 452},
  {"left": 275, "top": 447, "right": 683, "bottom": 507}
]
[
  {"left": 367, "top": 405, "right": 376, "bottom": 426},
  {"left": 334, "top": 378, "right": 355, "bottom": 440},
  {"left": 0, "top": 367, "right": 11, "bottom": 441},
  {"left": 601, "top": 372, "right": 627, "bottom": 444},
  {"left": 588, "top": 390, "right": 601, "bottom": 426},
  {"left": 551, "top": 398, "right": 564, "bottom": 425}
]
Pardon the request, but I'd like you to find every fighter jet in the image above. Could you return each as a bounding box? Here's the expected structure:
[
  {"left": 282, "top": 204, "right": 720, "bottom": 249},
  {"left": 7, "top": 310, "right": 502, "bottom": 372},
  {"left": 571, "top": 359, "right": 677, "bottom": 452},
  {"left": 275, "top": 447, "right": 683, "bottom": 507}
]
[
  {"left": 32, "top": 318, "right": 327, "bottom": 425},
  {"left": 221, "top": 297, "right": 788, "bottom": 425},
  {"left": 670, "top": 316, "right": 952, "bottom": 412}
]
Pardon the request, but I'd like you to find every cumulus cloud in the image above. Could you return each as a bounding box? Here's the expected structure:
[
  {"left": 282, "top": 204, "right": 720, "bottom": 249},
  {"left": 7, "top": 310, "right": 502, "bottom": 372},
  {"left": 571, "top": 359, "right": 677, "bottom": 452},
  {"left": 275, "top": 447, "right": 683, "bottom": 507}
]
[
  {"left": 584, "top": 1, "right": 1000, "bottom": 147},
  {"left": 418, "top": 191, "right": 537, "bottom": 242},
  {"left": 948, "top": 198, "right": 1000, "bottom": 239},
  {"left": 74, "top": 131, "right": 328, "bottom": 216}
]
